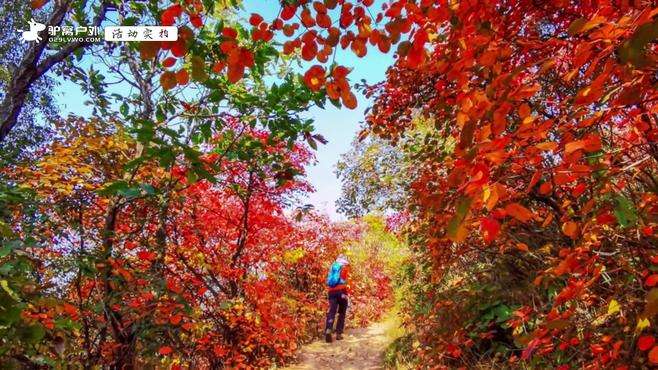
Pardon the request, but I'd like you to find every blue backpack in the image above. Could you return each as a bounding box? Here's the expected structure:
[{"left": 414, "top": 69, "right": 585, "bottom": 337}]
[{"left": 326, "top": 262, "right": 345, "bottom": 287}]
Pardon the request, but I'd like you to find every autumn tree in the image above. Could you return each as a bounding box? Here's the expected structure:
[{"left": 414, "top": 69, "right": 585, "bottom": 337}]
[
  {"left": 335, "top": 135, "right": 409, "bottom": 217},
  {"left": 1, "top": 0, "right": 403, "bottom": 367},
  {"left": 363, "top": 2, "right": 658, "bottom": 368}
]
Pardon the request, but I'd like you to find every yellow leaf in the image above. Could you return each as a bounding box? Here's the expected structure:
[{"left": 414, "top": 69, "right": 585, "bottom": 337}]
[
  {"left": 484, "top": 185, "right": 499, "bottom": 211},
  {"left": 637, "top": 317, "right": 651, "bottom": 331},
  {"left": 483, "top": 186, "right": 491, "bottom": 203},
  {"left": 607, "top": 299, "right": 620, "bottom": 315},
  {"left": 0, "top": 280, "right": 19, "bottom": 300}
]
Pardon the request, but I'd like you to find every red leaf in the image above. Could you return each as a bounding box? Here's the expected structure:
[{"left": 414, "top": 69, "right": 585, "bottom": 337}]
[
  {"left": 222, "top": 27, "right": 237, "bottom": 38},
  {"left": 646, "top": 274, "right": 658, "bottom": 287},
  {"left": 171, "top": 40, "right": 188, "bottom": 57},
  {"left": 175, "top": 69, "right": 190, "bottom": 85},
  {"left": 161, "top": 10, "right": 176, "bottom": 26},
  {"left": 281, "top": 5, "right": 297, "bottom": 21},
  {"left": 480, "top": 217, "right": 500, "bottom": 244},
  {"left": 170, "top": 314, "right": 182, "bottom": 325},
  {"left": 159, "top": 346, "right": 173, "bottom": 356},
  {"left": 227, "top": 63, "right": 245, "bottom": 83},
  {"left": 137, "top": 250, "right": 156, "bottom": 261},
  {"left": 189, "top": 14, "right": 203, "bottom": 28},
  {"left": 249, "top": 13, "right": 264, "bottom": 26},
  {"left": 638, "top": 336, "right": 655, "bottom": 351},
  {"left": 162, "top": 57, "right": 176, "bottom": 68}
]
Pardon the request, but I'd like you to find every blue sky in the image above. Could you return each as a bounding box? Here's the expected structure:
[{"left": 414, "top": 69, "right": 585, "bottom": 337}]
[{"left": 52, "top": 2, "right": 393, "bottom": 220}]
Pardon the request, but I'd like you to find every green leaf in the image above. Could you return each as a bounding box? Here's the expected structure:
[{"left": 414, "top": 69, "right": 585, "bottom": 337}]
[
  {"left": 446, "top": 196, "right": 472, "bottom": 240},
  {"left": 97, "top": 181, "right": 129, "bottom": 196},
  {"left": 120, "top": 102, "right": 129, "bottom": 117},
  {"left": 1, "top": 280, "right": 20, "bottom": 300},
  {"left": 0, "top": 303, "right": 22, "bottom": 325},
  {"left": 117, "top": 187, "right": 141, "bottom": 199},
  {"left": 0, "top": 221, "right": 12, "bottom": 237},
  {"left": 55, "top": 317, "right": 81, "bottom": 330},
  {"left": 21, "top": 324, "right": 45, "bottom": 344},
  {"left": 613, "top": 195, "right": 637, "bottom": 228},
  {"left": 140, "top": 183, "right": 156, "bottom": 195},
  {"left": 0, "top": 262, "right": 14, "bottom": 274},
  {"left": 0, "top": 244, "right": 12, "bottom": 258}
]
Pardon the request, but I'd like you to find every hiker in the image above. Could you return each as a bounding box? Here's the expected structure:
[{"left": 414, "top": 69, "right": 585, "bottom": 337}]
[{"left": 325, "top": 254, "right": 350, "bottom": 343}]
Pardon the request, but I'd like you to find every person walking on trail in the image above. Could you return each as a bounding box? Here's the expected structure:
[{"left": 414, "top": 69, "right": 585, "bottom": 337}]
[{"left": 325, "top": 254, "right": 350, "bottom": 343}]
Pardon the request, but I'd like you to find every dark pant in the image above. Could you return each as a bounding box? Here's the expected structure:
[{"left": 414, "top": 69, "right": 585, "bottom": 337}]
[{"left": 325, "top": 291, "right": 348, "bottom": 334}]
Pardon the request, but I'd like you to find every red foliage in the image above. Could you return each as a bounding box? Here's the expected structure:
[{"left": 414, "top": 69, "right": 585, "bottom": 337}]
[{"left": 362, "top": 2, "right": 658, "bottom": 368}]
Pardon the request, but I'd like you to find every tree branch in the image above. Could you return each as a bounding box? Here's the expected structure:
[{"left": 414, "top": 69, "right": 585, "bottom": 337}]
[{"left": 0, "top": 0, "right": 110, "bottom": 143}]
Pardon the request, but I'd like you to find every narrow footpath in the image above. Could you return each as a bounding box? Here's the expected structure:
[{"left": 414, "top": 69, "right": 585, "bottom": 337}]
[{"left": 282, "top": 320, "right": 396, "bottom": 370}]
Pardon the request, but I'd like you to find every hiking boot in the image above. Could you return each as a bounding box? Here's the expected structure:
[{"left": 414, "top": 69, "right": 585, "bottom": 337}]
[
  {"left": 336, "top": 333, "right": 343, "bottom": 340},
  {"left": 325, "top": 332, "right": 333, "bottom": 343}
]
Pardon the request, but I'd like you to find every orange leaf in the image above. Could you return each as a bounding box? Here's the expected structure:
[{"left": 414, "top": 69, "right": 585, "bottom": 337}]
[
  {"left": 504, "top": 203, "right": 534, "bottom": 223},
  {"left": 526, "top": 171, "right": 542, "bottom": 193},
  {"left": 175, "top": 69, "right": 190, "bottom": 85},
  {"left": 542, "top": 213, "right": 554, "bottom": 227},
  {"left": 160, "top": 71, "right": 177, "bottom": 91},
  {"left": 63, "top": 303, "right": 77, "bottom": 316},
  {"left": 342, "top": 91, "right": 357, "bottom": 109},
  {"left": 565, "top": 140, "right": 586, "bottom": 154},
  {"left": 139, "top": 41, "right": 160, "bottom": 60},
  {"left": 516, "top": 243, "right": 529, "bottom": 252},
  {"left": 649, "top": 346, "right": 658, "bottom": 364},
  {"left": 448, "top": 223, "right": 469, "bottom": 243},
  {"left": 535, "top": 141, "right": 558, "bottom": 151},
  {"left": 562, "top": 221, "right": 579, "bottom": 239},
  {"left": 518, "top": 103, "right": 531, "bottom": 119},
  {"left": 456, "top": 111, "right": 468, "bottom": 128},
  {"left": 484, "top": 150, "right": 506, "bottom": 165},
  {"left": 30, "top": 0, "right": 48, "bottom": 9}
]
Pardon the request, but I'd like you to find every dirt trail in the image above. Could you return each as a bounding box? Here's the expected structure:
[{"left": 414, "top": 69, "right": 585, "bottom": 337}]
[{"left": 282, "top": 320, "right": 395, "bottom": 370}]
